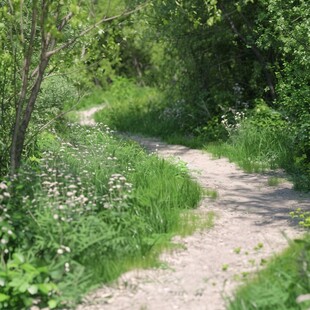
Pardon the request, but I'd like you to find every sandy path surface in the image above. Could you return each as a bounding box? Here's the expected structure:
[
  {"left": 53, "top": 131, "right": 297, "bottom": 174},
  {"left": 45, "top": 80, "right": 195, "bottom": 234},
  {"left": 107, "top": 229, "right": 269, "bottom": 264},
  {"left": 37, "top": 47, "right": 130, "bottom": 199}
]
[
  {"left": 77, "top": 110, "right": 309, "bottom": 310},
  {"left": 78, "top": 106, "right": 105, "bottom": 126}
]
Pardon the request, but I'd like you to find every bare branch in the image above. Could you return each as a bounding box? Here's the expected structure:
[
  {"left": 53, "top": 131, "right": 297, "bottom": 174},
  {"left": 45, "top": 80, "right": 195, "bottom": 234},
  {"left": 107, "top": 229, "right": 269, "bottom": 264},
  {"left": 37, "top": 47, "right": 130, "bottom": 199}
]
[
  {"left": 20, "top": 0, "right": 24, "bottom": 43},
  {"left": 58, "top": 12, "right": 74, "bottom": 31}
]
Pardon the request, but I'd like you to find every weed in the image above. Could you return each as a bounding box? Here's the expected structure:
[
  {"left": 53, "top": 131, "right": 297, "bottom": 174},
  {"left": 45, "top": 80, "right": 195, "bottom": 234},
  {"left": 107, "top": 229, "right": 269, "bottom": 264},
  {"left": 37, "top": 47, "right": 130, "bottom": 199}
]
[
  {"left": 267, "top": 177, "right": 283, "bottom": 186},
  {"left": 204, "top": 188, "right": 218, "bottom": 199},
  {"left": 290, "top": 208, "right": 310, "bottom": 228},
  {"left": 260, "top": 258, "right": 267, "bottom": 266},
  {"left": 222, "top": 264, "right": 229, "bottom": 271},
  {"left": 254, "top": 243, "right": 264, "bottom": 251},
  {"left": 174, "top": 211, "right": 214, "bottom": 237},
  {"left": 234, "top": 247, "right": 241, "bottom": 254}
]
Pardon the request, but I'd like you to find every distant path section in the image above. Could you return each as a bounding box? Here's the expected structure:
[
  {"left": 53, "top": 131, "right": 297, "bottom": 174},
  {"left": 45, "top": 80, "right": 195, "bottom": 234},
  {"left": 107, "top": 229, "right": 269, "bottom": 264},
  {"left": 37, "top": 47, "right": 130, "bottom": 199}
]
[
  {"left": 77, "top": 110, "right": 308, "bottom": 310},
  {"left": 78, "top": 105, "right": 105, "bottom": 126}
]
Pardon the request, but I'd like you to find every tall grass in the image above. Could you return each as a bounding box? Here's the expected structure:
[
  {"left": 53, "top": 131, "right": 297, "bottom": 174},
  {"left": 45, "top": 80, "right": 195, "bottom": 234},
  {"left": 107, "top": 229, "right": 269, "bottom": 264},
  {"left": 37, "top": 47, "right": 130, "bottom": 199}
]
[
  {"left": 206, "top": 122, "right": 295, "bottom": 173},
  {"left": 1, "top": 122, "right": 205, "bottom": 309}
]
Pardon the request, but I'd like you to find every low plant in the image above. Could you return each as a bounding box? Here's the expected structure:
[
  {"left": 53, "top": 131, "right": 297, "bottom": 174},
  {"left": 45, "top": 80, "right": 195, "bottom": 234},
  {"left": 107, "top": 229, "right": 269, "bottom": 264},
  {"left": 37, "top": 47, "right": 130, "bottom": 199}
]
[
  {"left": 0, "top": 253, "right": 58, "bottom": 309},
  {"left": 204, "top": 188, "right": 218, "bottom": 200},
  {"left": 228, "top": 235, "right": 310, "bottom": 310},
  {"left": 290, "top": 208, "right": 310, "bottom": 229},
  {"left": 267, "top": 177, "right": 283, "bottom": 187},
  {"left": 206, "top": 105, "right": 310, "bottom": 190}
]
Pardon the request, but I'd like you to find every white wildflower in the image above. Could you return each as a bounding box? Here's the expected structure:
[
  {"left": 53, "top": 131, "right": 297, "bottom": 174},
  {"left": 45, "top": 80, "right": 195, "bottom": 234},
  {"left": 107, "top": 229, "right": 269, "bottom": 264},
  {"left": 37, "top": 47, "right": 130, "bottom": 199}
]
[{"left": 0, "top": 183, "right": 8, "bottom": 190}]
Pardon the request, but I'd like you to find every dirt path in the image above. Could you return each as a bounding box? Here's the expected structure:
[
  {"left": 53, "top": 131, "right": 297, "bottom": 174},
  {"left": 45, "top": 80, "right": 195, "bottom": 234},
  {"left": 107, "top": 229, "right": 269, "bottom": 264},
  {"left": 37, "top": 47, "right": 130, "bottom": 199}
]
[
  {"left": 78, "top": 105, "right": 105, "bottom": 126},
  {"left": 77, "top": 110, "right": 309, "bottom": 310}
]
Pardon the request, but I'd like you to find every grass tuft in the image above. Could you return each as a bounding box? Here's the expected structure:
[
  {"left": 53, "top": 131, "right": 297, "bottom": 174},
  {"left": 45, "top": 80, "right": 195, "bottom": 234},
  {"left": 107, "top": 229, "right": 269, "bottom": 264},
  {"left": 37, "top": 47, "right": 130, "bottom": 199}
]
[{"left": 228, "top": 235, "right": 310, "bottom": 310}]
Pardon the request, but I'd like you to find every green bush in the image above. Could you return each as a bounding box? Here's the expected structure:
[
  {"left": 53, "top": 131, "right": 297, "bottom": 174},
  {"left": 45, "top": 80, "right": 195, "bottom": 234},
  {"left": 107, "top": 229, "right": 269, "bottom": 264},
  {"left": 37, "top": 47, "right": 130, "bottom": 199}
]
[
  {"left": 31, "top": 76, "right": 78, "bottom": 132},
  {"left": 207, "top": 106, "right": 295, "bottom": 173},
  {"left": 0, "top": 253, "right": 58, "bottom": 310}
]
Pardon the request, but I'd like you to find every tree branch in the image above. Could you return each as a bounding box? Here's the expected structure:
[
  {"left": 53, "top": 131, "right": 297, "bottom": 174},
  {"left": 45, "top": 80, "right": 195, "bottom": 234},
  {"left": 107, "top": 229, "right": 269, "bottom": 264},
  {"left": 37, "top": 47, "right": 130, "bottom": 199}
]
[
  {"left": 46, "top": 3, "right": 148, "bottom": 58},
  {"left": 58, "top": 12, "right": 74, "bottom": 31}
]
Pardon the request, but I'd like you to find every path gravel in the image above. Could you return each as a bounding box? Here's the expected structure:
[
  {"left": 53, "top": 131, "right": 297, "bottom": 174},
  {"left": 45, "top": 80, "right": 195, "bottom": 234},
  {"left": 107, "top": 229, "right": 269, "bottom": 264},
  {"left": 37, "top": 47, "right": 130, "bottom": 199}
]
[{"left": 77, "top": 110, "right": 309, "bottom": 310}]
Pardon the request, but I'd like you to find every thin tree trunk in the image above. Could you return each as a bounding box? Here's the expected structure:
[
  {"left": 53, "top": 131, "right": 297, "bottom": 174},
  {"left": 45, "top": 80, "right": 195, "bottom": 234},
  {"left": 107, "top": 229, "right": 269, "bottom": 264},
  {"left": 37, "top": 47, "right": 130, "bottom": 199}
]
[
  {"left": 10, "top": 0, "right": 38, "bottom": 175},
  {"left": 9, "top": 1, "right": 146, "bottom": 175},
  {"left": 10, "top": 57, "right": 50, "bottom": 172}
]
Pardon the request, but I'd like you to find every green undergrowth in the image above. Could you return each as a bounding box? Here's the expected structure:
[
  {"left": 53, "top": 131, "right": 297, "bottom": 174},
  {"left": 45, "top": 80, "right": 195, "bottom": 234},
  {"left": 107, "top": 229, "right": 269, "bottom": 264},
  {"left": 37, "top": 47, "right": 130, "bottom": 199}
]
[
  {"left": 75, "top": 88, "right": 106, "bottom": 110},
  {"left": 206, "top": 122, "right": 294, "bottom": 174},
  {"left": 0, "top": 123, "right": 205, "bottom": 309},
  {"left": 228, "top": 234, "right": 310, "bottom": 310},
  {"left": 91, "top": 80, "right": 309, "bottom": 191},
  {"left": 205, "top": 121, "right": 310, "bottom": 191},
  {"left": 93, "top": 78, "right": 202, "bottom": 146}
]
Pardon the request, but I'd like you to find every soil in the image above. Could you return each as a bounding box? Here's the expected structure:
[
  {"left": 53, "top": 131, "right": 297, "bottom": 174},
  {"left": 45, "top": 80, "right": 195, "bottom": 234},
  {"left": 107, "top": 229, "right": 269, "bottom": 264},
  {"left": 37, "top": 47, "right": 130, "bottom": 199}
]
[{"left": 77, "top": 107, "right": 309, "bottom": 310}]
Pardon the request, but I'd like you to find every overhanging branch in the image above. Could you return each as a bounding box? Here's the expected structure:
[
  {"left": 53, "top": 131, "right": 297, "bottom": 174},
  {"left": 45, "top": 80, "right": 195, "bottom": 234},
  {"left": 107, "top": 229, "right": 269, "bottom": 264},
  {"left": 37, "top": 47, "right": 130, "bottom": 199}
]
[{"left": 46, "top": 3, "right": 148, "bottom": 58}]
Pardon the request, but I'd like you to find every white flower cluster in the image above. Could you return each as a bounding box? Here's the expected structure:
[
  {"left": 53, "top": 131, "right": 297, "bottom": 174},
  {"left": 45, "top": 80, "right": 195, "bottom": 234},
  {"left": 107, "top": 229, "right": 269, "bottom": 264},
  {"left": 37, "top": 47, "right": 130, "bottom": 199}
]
[
  {"left": 103, "top": 174, "right": 133, "bottom": 209},
  {"left": 221, "top": 110, "right": 246, "bottom": 136},
  {"left": 57, "top": 245, "right": 71, "bottom": 255}
]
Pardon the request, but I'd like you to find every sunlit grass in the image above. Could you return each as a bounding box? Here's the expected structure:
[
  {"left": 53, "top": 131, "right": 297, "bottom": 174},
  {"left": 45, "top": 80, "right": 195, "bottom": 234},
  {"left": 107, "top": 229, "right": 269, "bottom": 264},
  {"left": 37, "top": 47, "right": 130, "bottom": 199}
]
[
  {"left": 228, "top": 235, "right": 310, "bottom": 310},
  {"left": 267, "top": 176, "right": 285, "bottom": 187},
  {"left": 2, "top": 121, "right": 204, "bottom": 307},
  {"left": 205, "top": 122, "right": 294, "bottom": 174}
]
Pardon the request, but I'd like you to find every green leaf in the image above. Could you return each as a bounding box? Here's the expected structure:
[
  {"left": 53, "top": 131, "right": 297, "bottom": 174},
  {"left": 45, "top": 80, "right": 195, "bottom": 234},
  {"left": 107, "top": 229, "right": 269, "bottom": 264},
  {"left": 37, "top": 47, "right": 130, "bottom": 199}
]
[
  {"left": 48, "top": 299, "right": 59, "bottom": 309},
  {"left": 207, "top": 16, "right": 214, "bottom": 26},
  {"left": 0, "top": 293, "right": 9, "bottom": 302},
  {"left": 19, "top": 281, "right": 30, "bottom": 293},
  {"left": 21, "top": 263, "right": 39, "bottom": 274},
  {"left": 12, "top": 253, "right": 25, "bottom": 264},
  {"left": 28, "top": 284, "right": 38, "bottom": 295},
  {"left": 38, "top": 283, "right": 57, "bottom": 294}
]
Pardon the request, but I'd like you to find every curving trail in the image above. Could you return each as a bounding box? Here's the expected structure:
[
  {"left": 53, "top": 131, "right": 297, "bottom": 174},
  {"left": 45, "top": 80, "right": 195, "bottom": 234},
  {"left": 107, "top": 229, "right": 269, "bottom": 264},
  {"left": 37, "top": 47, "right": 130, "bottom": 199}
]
[{"left": 77, "top": 110, "right": 309, "bottom": 310}]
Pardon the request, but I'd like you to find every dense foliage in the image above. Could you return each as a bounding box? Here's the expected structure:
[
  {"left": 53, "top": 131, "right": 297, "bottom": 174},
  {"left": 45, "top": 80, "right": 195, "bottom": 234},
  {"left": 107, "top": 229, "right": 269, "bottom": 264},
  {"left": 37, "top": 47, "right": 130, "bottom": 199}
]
[{"left": 95, "top": 0, "right": 310, "bottom": 189}]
